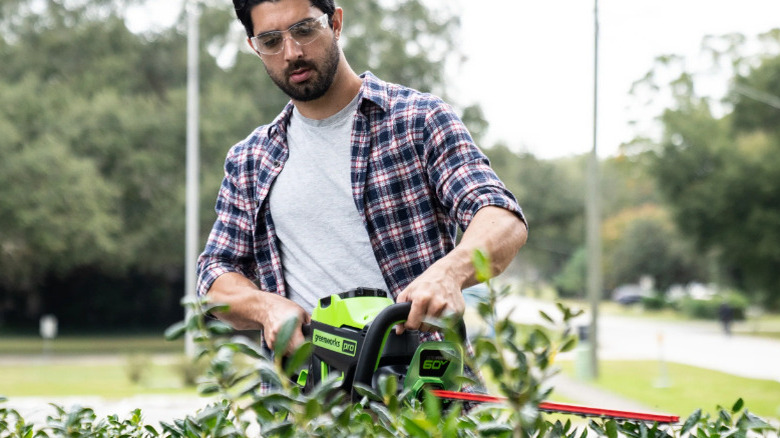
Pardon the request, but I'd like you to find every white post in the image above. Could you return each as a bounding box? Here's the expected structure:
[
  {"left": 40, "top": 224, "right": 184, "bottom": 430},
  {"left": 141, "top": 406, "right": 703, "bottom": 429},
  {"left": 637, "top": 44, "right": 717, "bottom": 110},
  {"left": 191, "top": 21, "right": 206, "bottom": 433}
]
[
  {"left": 40, "top": 314, "right": 58, "bottom": 357},
  {"left": 654, "top": 330, "right": 671, "bottom": 388},
  {"left": 185, "top": 0, "right": 200, "bottom": 358},
  {"left": 585, "top": 0, "right": 601, "bottom": 379}
]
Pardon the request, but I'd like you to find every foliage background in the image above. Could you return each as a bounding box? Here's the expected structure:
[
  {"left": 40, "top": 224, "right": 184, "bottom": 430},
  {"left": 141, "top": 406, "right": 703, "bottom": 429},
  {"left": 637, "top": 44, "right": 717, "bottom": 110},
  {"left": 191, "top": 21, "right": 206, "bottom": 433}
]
[{"left": 1, "top": 0, "right": 780, "bottom": 332}]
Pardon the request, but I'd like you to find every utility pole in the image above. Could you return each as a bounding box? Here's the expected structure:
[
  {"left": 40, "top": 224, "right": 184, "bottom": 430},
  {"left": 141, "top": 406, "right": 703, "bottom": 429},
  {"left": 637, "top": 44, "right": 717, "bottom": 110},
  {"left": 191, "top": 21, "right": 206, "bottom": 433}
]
[
  {"left": 585, "top": 0, "right": 602, "bottom": 379},
  {"left": 184, "top": 0, "right": 200, "bottom": 358}
]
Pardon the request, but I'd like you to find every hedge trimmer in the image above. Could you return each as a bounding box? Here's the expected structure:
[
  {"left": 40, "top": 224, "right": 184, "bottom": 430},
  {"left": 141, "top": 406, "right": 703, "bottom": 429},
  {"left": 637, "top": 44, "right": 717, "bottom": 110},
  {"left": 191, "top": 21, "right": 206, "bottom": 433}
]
[{"left": 296, "top": 288, "right": 679, "bottom": 424}]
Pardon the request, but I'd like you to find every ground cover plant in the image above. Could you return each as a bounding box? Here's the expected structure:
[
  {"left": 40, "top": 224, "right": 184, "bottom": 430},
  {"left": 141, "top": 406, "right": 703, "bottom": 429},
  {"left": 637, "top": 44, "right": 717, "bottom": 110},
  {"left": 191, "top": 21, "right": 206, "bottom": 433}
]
[
  {"left": 557, "top": 360, "right": 780, "bottom": 420},
  {"left": 1, "top": 253, "right": 778, "bottom": 437}
]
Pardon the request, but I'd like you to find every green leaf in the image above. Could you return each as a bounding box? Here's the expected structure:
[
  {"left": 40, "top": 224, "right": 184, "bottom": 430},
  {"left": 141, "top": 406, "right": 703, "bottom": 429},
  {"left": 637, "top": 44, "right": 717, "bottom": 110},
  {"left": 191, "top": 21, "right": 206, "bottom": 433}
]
[
  {"left": 719, "top": 408, "right": 732, "bottom": 425},
  {"left": 605, "top": 420, "right": 619, "bottom": 438},
  {"left": 476, "top": 421, "right": 513, "bottom": 435},
  {"left": 228, "top": 336, "right": 268, "bottom": 359},
  {"left": 423, "top": 391, "right": 442, "bottom": 423},
  {"left": 737, "top": 411, "right": 773, "bottom": 431},
  {"left": 559, "top": 336, "right": 578, "bottom": 353},
  {"left": 681, "top": 409, "right": 702, "bottom": 435},
  {"left": 402, "top": 416, "right": 433, "bottom": 437},
  {"left": 255, "top": 362, "right": 284, "bottom": 387},
  {"left": 719, "top": 429, "right": 742, "bottom": 438},
  {"left": 202, "top": 302, "right": 231, "bottom": 315},
  {"left": 588, "top": 420, "right": 606, "bottom": 436},
  {"left": 555, "top": 302, "right": 571, "bottom": 319},
  {"left": 353, "top": 383, "right": 383, "bottom": 402},
  {"left": 369, "top": 402, "right": 394, "bottom": 427},
  {"left": 308, "top": 375, "right": 343, "bottom": 402},
  {"left": 261, "top": 422, "right": 294, "bottom": 437},
  {"left": 206, "top": 320, "right": 234, "bottom": 335},
  {"left": 539, "top": 310, "right": 555, "bottom": 324},
  {"left": 731, "top": 398, "right": 744, "bottom": 413},
  {"left": 283, "top": 341, "right": 313, "bottom": 377},
  {"left": 472, "top": 249, "right": 493, "bottom": 283},
  {"left": 195, "top": 405, "right": 225, "bottom": 426},
  {"left": 639, "top": 422, "right": 648, "bottom": 438},
  {"left": 164, "top": 321, "right": 187, "bottom": 341},
  {"left": 273, "top": 316, "right": 300, "bottom": 360},
  {"left": 532, "top": 328, "right": 551, "bottom": 347},
  {"left": 197, "top": 383, "right": 221, "bottom": 395},
  {"left": 377, "top": 374, "right": 398, "bottom": 401}
]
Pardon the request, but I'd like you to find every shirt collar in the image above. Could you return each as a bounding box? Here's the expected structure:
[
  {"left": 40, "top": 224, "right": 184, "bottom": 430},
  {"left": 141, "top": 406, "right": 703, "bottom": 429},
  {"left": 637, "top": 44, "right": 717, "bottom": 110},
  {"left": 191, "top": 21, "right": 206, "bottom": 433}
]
[
  {"left": 266, "top": 101, "right": 295, "bottom": 139},
  {"left": 356, "top": 71, "right": 389, "bottom": 115},
  {"left": 266, "top": 71, "right": 387, "bottom": 138}
]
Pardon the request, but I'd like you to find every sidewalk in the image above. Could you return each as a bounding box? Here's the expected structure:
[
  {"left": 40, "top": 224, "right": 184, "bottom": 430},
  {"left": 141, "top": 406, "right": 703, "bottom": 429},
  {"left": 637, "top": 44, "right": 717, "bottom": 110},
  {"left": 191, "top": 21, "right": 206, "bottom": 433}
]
[
  {"left": 495, "top": 295, "right": 780, "bottom": 383},
  {"left": 5, "top": 394, "right": 213, "bottom": 429},
  {"left": 549, "top": 373, "right": 665, "bottom": 414}
]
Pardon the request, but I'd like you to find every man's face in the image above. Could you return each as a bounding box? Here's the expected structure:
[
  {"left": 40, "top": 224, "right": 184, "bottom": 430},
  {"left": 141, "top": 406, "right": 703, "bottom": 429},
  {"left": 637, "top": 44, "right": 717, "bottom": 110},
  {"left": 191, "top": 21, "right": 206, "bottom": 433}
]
[{"left": 250, "top": 0, "right": 340, "bottom": 102}]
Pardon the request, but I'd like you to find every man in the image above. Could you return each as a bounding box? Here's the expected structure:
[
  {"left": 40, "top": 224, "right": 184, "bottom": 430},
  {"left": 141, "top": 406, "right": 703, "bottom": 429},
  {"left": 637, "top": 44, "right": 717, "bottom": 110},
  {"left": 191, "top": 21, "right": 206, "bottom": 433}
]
[{"left": 197, "top": 0, "right": 528, "bottom": 356}]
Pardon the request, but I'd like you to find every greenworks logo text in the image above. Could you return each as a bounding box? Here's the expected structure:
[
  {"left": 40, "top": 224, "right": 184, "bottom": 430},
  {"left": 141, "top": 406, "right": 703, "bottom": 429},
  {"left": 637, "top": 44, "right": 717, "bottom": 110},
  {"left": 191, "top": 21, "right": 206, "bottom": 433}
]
[
  {"left": 312, "top": 330, "right": 357, "bottom": 357},
  {"left": 341, "top": 339, "right": 357, "bottom": 355}
]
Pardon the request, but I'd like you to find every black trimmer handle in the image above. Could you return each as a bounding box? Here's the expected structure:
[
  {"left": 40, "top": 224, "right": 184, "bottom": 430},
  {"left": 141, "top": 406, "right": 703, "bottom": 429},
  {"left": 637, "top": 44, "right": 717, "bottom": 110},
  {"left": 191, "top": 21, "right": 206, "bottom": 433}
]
[
  {"left": 301, "top": 323, "right": 312, "bottom": 339},
  {"left": 352, "top": 303, "right": 411, "bottom": 397},
  {"left": 351, "top": 301, "right": 467, "bottom": 400}
]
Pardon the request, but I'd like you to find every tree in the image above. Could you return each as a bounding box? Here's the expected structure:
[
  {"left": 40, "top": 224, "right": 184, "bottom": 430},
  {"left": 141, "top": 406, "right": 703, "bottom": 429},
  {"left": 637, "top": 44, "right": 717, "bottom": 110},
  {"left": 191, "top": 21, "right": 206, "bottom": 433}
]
[
  {"left": 0, "top": 0, "right": 472, "bottom": 328},
  {"left": 632, "top": 30, "right": 780, "bottom": 308},
  {"left": 0, "top": 74, "right": 123, "bottom": 311},
  {"left": 483, "top": 144, "right": 586, "bottom": 280},
  {"left": 337, "top": 0, "right": 460, "bottom": 98},
  {"left": 601, "top": 204, "right": 706, "bottom": 292}
]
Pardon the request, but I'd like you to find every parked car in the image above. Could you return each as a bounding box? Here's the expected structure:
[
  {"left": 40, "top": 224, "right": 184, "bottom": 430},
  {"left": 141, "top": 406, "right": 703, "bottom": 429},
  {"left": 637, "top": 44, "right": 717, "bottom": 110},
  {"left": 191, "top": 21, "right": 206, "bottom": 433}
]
[
  {"left": 611, "top": 284, "right": 651, "bottom": 305},
  {"left": 462, "top": 283, "right": 494, "bottom": 339}
]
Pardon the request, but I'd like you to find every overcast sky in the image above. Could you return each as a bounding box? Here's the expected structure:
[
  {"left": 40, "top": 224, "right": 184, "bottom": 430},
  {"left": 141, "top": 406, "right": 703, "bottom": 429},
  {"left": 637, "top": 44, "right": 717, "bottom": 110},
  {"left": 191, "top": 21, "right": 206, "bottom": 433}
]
[
  {"left": 455, "top": 0, "right": 780, "bottom": 158},
  {"left": 127, "top": 0, "right": 780, "bottom": 159}
]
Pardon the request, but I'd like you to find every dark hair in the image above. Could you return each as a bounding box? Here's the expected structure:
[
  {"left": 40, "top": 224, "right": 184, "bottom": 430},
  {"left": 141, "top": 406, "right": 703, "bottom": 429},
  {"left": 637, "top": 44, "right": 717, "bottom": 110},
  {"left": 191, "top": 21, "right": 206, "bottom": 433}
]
[{"left": 233, "top": 0, "right": 336, "bottom": 37}]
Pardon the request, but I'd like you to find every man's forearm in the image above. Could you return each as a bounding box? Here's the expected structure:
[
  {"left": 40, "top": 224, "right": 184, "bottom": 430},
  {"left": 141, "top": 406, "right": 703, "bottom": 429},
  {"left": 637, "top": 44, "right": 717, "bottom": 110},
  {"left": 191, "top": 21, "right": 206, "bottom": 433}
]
[
  {"left": 441, "top": 206, "right": 527, "bottom": 288},
  {"left": 206, "top": 272, "right": 311, "bottom": 352},
  {"left": 393, "top": 205, "right": 526, "bottom": 332},
  {"left": 206, "top": 272, "right": 267, "bottom": 331}
]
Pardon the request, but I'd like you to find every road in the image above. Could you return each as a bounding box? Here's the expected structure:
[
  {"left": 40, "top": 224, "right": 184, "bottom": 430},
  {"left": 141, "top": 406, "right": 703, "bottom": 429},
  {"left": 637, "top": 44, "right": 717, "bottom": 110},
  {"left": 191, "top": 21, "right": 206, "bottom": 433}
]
[{"left": 496, "top": 295, "right": 780, "bottom": 383}]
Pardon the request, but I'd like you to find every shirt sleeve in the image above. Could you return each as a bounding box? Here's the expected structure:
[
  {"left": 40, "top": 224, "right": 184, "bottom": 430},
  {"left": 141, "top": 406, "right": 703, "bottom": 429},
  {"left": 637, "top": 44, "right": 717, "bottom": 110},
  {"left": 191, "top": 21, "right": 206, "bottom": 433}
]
[
  {"left": 196, "top": 154, "right": 259, "bottom": 297},
  {"left": 423, "top": 100, "right": 527, "bottom": 231}
]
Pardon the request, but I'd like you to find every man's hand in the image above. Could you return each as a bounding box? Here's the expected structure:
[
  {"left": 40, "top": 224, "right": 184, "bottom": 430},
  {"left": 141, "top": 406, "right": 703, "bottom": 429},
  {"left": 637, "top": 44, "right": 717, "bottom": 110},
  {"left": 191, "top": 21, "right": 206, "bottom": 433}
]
[
  {"left": 206, "top": 273, "right": 311, "bottom": 356},
  {"left": 394, "top": 264, "right": 465, "bottom": 334},
  {"left": 393, "top": 206, "right": 527, "bottom": 335},
  {"left": 257, "top": 293, "right": 311, "bottom": 356}
]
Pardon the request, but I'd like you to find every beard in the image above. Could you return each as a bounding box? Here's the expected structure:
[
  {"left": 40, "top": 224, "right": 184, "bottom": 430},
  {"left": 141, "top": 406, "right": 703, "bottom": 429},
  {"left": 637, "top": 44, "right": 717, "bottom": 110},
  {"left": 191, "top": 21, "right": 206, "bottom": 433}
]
[{"left": 265, "top": 37, "right": 341, "bottom": 102}]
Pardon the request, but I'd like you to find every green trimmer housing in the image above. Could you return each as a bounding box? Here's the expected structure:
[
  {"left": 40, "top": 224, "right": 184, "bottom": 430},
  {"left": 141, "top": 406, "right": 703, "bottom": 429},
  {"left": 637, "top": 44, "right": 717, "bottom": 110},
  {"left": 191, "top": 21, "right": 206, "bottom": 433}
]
[{"left": 299, "top": 287, "right": 464, "bottom": 402}]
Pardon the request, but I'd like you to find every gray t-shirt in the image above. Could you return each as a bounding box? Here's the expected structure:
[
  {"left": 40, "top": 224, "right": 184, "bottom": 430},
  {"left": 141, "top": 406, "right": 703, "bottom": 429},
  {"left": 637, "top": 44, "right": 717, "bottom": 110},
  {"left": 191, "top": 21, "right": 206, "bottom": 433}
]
[{"left": 268, "top": 95, "right": 388, "bottom": 312}]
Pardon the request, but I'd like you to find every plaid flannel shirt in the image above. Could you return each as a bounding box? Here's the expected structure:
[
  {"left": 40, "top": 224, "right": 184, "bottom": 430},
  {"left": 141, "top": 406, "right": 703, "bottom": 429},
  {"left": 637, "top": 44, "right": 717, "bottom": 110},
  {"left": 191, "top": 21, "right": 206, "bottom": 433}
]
[
  {"left": 197, "top": 72, "right": 524, "bottom": 393},
  {"left": 197, "top": 71, "right": 524, "bottom": 321}
]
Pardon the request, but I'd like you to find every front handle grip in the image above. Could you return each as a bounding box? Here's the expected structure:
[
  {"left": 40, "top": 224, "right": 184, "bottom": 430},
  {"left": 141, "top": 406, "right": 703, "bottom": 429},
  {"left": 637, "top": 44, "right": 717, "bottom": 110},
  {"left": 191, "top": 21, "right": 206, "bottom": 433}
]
[{"left": 351, "top": 301, "right": 467, "bottom": 400}]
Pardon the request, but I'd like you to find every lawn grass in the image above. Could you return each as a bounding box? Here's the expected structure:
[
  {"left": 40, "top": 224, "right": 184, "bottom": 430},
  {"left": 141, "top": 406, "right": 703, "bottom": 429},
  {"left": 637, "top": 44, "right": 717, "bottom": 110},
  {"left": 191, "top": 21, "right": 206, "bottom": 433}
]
[
  {"left": 0, "top": 334, "right": 183, "bottom": 355},
  {"left": 0, "top": 334, "right": 195, "bottom": 398},
  {"left": 557, "top": 360, "right": 780, "bottom": 420},
  {"left": 0, "top": 361, "right": 196, "bottom": 398}
]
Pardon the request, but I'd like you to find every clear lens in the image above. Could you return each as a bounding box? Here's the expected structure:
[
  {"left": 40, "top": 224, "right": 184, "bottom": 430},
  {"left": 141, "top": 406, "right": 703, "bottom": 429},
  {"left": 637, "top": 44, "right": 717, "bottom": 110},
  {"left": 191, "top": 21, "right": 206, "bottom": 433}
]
[
  {"left": 254, "top": 33, "right": 283, "bottom": 52},
  {"left": 251, "top": 14, "right": 328, "bottom": 55}
]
